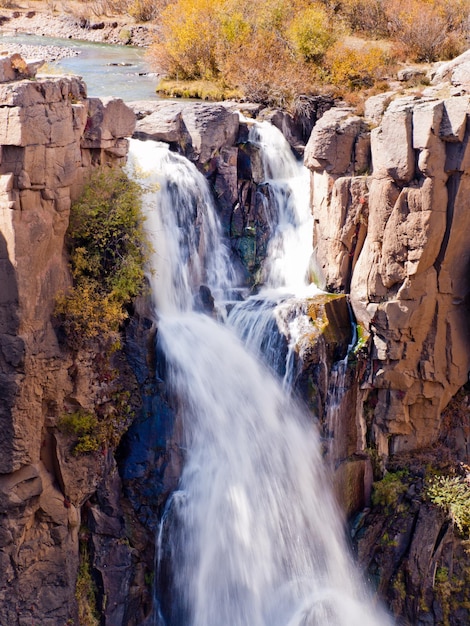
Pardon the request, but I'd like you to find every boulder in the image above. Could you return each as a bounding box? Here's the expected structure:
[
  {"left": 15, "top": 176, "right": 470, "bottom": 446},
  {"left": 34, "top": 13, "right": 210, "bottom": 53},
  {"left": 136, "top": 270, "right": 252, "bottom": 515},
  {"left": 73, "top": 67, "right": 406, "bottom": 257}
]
[
  {"left": 370, "top": 98, "right": 415, "bottom": 183},
  {"left": 364, "top": 92, "right": 394, "bottom": 125},
  {"left": 304, "top": 107, "right": 363, "bottom": 175},
  {"left": 131, "top": 100, "right": 239, "bottom": 166},
  {"left": 82, "top": 96, "right": 136, "bottom": 148},
  {"left": 431, "top": 48, "right": 470, "bottom": 86}
]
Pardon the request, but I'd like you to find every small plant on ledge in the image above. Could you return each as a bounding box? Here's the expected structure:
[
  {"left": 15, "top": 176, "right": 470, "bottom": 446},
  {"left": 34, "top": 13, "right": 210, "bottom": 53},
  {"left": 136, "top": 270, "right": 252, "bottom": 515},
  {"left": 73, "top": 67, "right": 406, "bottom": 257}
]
[
  {"left": 55, "top": 166, "right": 149, "bottom": 451},
  {"left": 426, "top": 473, "right": 470, "bottom": 536}
]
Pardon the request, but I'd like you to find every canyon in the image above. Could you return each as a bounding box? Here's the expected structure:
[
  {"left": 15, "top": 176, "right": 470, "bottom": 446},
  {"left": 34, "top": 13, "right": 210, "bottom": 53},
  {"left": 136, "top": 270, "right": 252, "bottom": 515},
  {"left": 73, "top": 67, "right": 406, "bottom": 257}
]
[{"left": 0, "top": 47, "right": 470, "bottom": 625}]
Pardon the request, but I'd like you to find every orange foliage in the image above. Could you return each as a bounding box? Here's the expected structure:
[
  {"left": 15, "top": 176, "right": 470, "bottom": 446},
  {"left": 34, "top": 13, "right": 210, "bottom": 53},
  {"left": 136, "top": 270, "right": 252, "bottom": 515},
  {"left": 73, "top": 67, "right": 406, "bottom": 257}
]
[
  {"left": 323, "top": 41, "right": 393, "bottom": 90},
  {"left": 149, "top": 0, "right": 334, "bottom": 104}
]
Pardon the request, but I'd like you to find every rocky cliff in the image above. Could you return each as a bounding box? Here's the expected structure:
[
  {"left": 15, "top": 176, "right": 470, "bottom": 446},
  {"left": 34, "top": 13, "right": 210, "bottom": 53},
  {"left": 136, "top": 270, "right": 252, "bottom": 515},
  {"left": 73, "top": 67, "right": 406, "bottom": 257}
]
[
  {"left": 0, "top": 55, "right": 139, "bottom": 625},
  {"left": 304, "top": 55, "right": 470, "bottom": 625},
  {"left": 126, "top": 66, "right": 470, "bottom": 625},
  {"left": 2, "top": 46, "right": 470, "bottom": 626}
]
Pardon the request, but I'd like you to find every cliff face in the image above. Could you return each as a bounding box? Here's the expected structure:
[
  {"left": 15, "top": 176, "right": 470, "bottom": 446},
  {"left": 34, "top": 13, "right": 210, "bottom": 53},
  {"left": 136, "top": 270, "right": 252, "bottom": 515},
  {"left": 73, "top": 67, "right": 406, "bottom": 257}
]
[
  {"left": 306, "top": 90, "right": 470, "bottom": 457},
  {"left": 2, "top": 51, "right": 470, "bottom": 625},
  {"left": 0, "top": 60, "right": 137, "bottom": 625}
]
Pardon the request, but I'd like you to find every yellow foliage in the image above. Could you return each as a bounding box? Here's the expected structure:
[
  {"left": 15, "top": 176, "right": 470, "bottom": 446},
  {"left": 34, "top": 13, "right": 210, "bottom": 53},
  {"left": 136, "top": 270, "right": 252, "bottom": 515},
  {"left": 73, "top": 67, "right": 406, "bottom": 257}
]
[
  {"left": 340, "top": 0, "right": 390, "bottom": 37},
  {"left": 387, "top": 0, "right": 468, "bottom": 61},
  {"left": 287, "top": 4, "right": 337, "bottom": 62},
  {"left": 324, "top": 42, "right": 393, "bottom": 90},
  {"left": 148, "top": 0, "right": 469, "bottom": 101},
  {"left": 149, "top": 0, "right": 329, "bottom": 104},
  {"left": 149, "top": 0, "right": 222, "bottom": 80},
  {"left": 56, "top": 167, "right": 148, "bottom": 351},
  {"left": 55, "top": 279, "right": 125, "bottom": 349},
  {"left": 127, "top": 0, "right": 159, "bottom": 21},
  {"left": 342, "top": 0, "right": 470, "bottom": 62},
  {"left": 222, "top": 29, "right": 317, "bottom": 108}
]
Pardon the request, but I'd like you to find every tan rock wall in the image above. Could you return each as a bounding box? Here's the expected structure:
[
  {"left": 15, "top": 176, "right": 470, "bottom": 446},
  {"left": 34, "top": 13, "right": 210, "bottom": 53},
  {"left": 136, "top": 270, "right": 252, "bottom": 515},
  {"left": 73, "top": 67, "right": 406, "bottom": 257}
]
[
  {"left": 306, "top": 93, "right": 470, "bottom": 456},
  {"left": 0, "top": 70, "right": 136, "bottom": 625}
]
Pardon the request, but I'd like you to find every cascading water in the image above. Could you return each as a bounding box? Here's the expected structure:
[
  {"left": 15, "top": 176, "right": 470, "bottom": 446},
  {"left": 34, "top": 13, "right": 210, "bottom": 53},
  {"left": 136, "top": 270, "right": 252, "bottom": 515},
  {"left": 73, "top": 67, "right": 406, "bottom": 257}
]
[
  {"left": 127, "top": 128, "right": 392, "bottom": 626},
  {"left": 247, "top": 121, "right": 313, "bottom": 292},
  {"left": 227, "top": 121, "right": 319, "bottom": 384}
]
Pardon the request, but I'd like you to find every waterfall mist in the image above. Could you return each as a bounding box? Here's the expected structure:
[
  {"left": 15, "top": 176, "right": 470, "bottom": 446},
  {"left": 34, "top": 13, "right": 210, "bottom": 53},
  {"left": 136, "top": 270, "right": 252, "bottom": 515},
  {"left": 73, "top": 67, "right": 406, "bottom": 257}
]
[{"left": 127, "top": 126, "right": 392, "bottom": 626}]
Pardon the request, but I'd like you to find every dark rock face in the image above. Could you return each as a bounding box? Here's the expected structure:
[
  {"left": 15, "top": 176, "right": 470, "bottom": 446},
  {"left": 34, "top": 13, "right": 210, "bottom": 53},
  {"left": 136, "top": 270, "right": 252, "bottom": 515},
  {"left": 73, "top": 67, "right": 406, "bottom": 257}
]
[{"left": 128, "top": 99, "right": 335, "bottom": 287}]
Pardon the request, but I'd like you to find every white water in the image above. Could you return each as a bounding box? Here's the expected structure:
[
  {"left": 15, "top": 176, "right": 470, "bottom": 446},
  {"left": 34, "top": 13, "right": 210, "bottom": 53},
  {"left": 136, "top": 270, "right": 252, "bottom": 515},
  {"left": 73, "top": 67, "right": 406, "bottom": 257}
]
[
  {"left": 248, "top": 122, "right": 314, "bottom": 292},
  {"left": 127, "top": 140, "right": 235, "bottom": 314},
  {"left": 127, "top": 129, "right": 392, "bottom": 626},
  {"left": 228, "top": 122, "right": 319, "bottom": 386}
]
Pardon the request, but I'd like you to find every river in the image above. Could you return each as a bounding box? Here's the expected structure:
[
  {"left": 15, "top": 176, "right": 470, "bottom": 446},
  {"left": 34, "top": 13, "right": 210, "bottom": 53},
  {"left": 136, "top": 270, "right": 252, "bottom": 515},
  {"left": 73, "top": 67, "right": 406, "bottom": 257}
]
[{"left": 0, "top": 33, "right": 158, "bottom": 100}]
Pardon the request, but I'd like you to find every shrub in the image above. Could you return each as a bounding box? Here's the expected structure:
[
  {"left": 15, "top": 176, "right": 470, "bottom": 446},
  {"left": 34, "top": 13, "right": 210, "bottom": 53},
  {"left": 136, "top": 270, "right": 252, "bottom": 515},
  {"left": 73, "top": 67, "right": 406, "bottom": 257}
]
[
  {"left": 386, "top": 0, "right": 469, "bottom": 62},
  {"left": 427, "top": 474, "right": 470, "bottom": 536},
  {"left": 372, "top": 470, "right": 409, "bottom": 510},
  {"left": 127, "top": 0, "right": 161, "bottom": 21},
  {"left": 56, "top": 168, "right": 149, "bottom": 351},
  {"left": 76, "top": 543, "right": 100, "bottom": 626},
  {"left": 339, "top": 0, "right": 389, "bottom": 38},
  {"left": 323, "top": 41, "right": 393, "bottom": 90},
  {"left": 58, "top": 410, "right": 101, "bottom": 454},
  {"left": 148, "top": 0, "right": 323, "bottom": 105},
  {"left": 149, "top": 0, "right": 222, "bottom": 80},
  {"left": 287, "top": 4, "right": 337, "bottom": 63}
]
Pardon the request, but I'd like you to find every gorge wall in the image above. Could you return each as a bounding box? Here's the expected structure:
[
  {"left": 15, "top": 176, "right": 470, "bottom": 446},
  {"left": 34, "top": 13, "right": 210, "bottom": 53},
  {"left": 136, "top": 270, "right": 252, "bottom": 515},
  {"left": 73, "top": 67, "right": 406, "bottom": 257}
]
[
  {"left": 0, "top": 56, "right": 140, "bottom": 626},
  {"left": 1, "top": 49, "right": 470, "bottom": 626},
  {"left": 306, "top": 90, "right": 470, "bottom": 458}
]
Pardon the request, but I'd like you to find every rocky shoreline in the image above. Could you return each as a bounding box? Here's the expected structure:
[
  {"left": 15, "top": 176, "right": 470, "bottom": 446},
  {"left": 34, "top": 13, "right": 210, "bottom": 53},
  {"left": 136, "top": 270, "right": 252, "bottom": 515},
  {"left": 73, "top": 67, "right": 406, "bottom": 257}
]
[{"left": 0, "top": 9, "right": 155, "bottom": 61}]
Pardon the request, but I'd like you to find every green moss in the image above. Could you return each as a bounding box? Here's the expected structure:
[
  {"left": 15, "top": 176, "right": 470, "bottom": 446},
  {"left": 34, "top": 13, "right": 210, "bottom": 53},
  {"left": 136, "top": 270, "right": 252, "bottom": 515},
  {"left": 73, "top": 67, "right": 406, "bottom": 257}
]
[{"left": 353, "top": 323, "right": 370, "bottom": 354}]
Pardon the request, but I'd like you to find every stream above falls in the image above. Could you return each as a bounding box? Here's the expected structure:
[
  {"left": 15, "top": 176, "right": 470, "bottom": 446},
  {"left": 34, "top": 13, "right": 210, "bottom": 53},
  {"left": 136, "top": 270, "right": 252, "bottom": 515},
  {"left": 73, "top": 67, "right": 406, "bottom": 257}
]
[{"left": 0, "top": 33, "right": 158, "bottom": 100}]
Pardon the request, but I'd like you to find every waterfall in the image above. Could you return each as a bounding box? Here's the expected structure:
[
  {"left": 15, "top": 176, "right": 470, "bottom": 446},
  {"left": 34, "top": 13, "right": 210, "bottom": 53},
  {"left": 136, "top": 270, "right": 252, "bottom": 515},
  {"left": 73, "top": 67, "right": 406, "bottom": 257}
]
[
  {"left": 128, "top": 140, "right": 236, "bottom": 314},
  {"left": 228, "top": 122, "right": 320, "bottom": 384},
  {"left": 127, "top": 128, "right": 392, "bottom": 626},
  {"left": 247, "top": 121, "right": 314, "bottom": 292}
]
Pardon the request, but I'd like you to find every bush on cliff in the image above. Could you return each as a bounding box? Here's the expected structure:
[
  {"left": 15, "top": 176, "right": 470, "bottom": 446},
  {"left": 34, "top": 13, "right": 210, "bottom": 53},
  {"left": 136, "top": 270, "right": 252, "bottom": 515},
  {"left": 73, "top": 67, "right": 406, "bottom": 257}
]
[
  {"left": 56, "top": 167, "right": 149, "bottom": 350},
  {"left": 427, "top": 473, "right": 470, "bottom": 536}
]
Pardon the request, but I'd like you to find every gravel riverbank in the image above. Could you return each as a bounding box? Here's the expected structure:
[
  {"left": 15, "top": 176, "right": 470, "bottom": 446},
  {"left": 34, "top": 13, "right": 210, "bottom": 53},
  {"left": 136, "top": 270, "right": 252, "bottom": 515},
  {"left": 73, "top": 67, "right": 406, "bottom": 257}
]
[{"left": 0, "top": 9, "right": 156, "bottom": 62}]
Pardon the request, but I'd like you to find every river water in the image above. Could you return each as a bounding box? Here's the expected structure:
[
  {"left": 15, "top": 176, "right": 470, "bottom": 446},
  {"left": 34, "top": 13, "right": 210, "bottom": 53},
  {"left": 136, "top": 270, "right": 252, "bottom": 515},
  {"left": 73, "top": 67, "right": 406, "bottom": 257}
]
[
  {"left": 0, "top": 33, "right": 158, "bottom": 100},
  {"left": 127, "top": 125, "right": 394, "bottom": 626}
]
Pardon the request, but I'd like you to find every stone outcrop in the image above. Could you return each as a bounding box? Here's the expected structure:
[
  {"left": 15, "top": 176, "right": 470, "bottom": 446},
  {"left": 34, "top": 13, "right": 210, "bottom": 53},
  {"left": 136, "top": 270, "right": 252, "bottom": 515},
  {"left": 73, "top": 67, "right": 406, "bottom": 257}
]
[
  {"left": 0, "top": 58, "right": 138, "bottom": 625},
  {"left": 306, "top": 89, "right": 470, "bottom": 457},
  {"left": 129, "top": 100, "right": 240, "bottom": 164}
]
